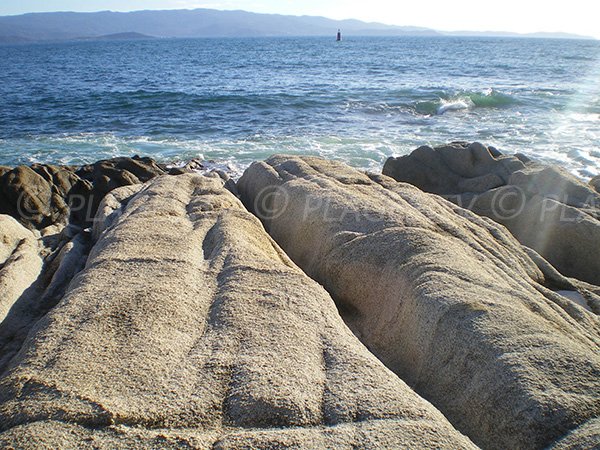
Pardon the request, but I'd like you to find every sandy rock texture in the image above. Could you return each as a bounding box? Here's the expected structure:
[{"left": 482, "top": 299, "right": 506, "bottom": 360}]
[
  {"left": 382, "top": 142, "right": 600, "bottom": 285},
  {"left": 0, "top": 215, "right": 43, "bottom": 324},
  {"left": 238, "top": 155, "right": 600, "bottom": 450},
  {"left": 0, "top": 173, "right": 475, "bottom": 449},
  {"left": 0, "top": 222, "right": 92, "bottom": 376}
]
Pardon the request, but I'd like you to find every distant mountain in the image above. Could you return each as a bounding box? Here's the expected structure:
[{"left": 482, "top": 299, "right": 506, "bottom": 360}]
[
  {"left": 0, "top": 9, "right": 440, "bottom": 42},
  {"left": 0, "top": 9, "right": 593, "bottom": 43}
]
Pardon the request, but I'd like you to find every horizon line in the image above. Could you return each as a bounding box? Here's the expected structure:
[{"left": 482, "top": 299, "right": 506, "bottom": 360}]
[{"left": 0, "top": 7, "right": 597, "bottom": 40}]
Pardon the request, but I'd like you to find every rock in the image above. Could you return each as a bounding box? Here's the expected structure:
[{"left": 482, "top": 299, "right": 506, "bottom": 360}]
[
  {"left": 591, "top": 175, "right": 600, "bottom": 193},
  {"left": 91, "top": 184, "right": 143, "bottom": 241},
  {"left": 74, "top": 156, "right": 165, "bottom": 227},
  {"left": 0, "top": 165, "right": 73, "bottom": 229},
  {"left": 548, "top": 417, "right": 600, "bottom": 450},
  {"left": 382, "top": 141, "right": 523, "bottom": 195},
  {"left": 167, "top": 167, "right": 189, "bottom": 175},
  {"left": 0, "top": 166, "right": 11, "bottom": 178},
  {"left": 0, "top": 174, "right": 475, "bottom": 449},
  {"left": 0, "top": 157, "right": 164, "bottom": 231},
  {"left": 0, "top": 215, "right": 43, "bottom": 324},
  {"left": 383, "top": 142, "right": 600, "bottom": 285},
  {"left": 238, "top": 155, "right": 600, "bottom": 450},
  {"left": 0, "top": 227, "right": 92, "bottom": 376}
]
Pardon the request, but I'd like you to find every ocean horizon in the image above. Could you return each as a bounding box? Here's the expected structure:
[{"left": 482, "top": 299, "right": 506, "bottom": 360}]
[{"left": 1, "top": 35, "right": 599, "bottom": 178}]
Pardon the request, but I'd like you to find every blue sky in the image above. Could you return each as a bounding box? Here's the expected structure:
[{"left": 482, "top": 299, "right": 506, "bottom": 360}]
[{"left": 1, "top": 1, "right": 598, "bottom": 38}]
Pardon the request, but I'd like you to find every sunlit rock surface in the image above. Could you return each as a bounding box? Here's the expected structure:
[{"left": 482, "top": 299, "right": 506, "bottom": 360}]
[
  {"left": 238, "top": 155, "right": 600, "bottom": 450},
  {"left": 0, "top": 215, "right": 43, "bottom": 324},
  {"left": 0, "top": 174, "right": 475, "bottom": 449}
]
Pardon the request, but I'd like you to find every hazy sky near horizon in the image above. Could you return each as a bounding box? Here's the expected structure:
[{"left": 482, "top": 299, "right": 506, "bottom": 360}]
[{"left": 1, "top": 0, "right": 598, "bottom": 38}]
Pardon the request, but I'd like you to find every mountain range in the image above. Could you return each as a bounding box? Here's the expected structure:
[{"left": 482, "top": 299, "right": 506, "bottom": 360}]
[{"left": 0, "top": 9, "right": 593, "bottom": 43}]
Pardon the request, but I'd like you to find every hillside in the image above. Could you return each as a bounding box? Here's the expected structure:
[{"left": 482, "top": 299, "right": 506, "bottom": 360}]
[{"left": 0, "top": 9, "right": 439, "bottom": 42}]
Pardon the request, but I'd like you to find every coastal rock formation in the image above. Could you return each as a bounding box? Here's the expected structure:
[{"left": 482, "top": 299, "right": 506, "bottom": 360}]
[
  {"left": 73, "top": 156, "right": 164, "bottom": 226},
  {"left": 382, "top": 142, "right": 600, "bottom": 285},
  {"left": 591, "top": 175, "right": 600, "bottom": 193},
  {"left": 0, "top": 174, "right": 475, "bottom": 449},
  {"left": 0, "top": 222, "right": 92, "bottom": 376},
  {"left": 0, "top": 215, "right": 43, "bottom": 324},
  {"left": 0, "top": 164, "right": 79, "bottom": 229},
  {"left": 238, "top": 155, "right": 600, "bottom": 450},
  {"left": 0, "top": 156, "right": 164, "bottom": 231},
  {"left": 548, "top": 417, "right": 600, "bottom": 450}
]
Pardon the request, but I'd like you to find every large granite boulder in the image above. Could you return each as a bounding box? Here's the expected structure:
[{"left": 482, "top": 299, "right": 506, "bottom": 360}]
[
  {"left": 238, "top": 155, "right": 600, "bottom": 450},
  {"left": 0, "top": 174, "right": 474, "bottom": 449},
  {"left": 382, "top": 142, "right": 600, "bottom": 285}
]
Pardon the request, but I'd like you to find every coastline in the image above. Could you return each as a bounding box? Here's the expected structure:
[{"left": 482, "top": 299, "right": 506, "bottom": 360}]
[{"left": 0, "top": 142, "right": 599, "bottom": 448}]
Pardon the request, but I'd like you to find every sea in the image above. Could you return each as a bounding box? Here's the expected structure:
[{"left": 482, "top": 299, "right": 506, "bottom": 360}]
[{"left": 1, "top": 36, "right": 599, "bottom": 178}]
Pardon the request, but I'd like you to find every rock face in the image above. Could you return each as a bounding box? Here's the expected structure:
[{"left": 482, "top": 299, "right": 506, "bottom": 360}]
[
  {"left": 382, "top": 142, "right": 600, "bottom": 285},
  {"left": 0, "top": 220, "right": 92, "bottom": 376},
  {"left": 591, "top": 175, "right": 600, "bottom": 193},
  {"left": 72, "top": 156, "right": 164, "bottom": 227},
  {"left": 0, "top": 215, "right": 43, "bottom": 324},
  {"left": 0, "top": 174, "right": 475, "bottom": 449},
  {"left": 0, "top": 156, "right": 164, "bottom": 231},
  {"left": 238, "top": 155, "right": 600, "bottom": 450},
  {"left": 0, "top": 165, "right": 79, "bottom": 230}
]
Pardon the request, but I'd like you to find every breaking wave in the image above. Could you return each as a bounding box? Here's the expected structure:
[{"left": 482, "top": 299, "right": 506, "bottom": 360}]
[{"left": 415, "top": 90, "right": 519, "bottom": 115}]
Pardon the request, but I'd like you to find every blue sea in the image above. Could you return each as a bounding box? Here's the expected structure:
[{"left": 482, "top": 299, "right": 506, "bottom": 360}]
[{"left": 1, "top": 36, "right": 599, "bottom": 178}]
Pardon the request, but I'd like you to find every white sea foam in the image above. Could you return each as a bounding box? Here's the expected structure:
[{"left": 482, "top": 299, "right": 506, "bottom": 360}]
[{"left": 437, "top": 99, "right": 473, "bottom": 115}]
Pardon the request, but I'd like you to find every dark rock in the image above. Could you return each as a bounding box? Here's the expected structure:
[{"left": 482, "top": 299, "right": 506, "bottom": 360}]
[
  {"left": 488, "top": 145, "right": 502, "bottom": 157},
  {"left": 382, "top": 142, "right": 522, "bottom": 195},
  {"left": 0, "top": 165, "right": 69, "bottom": 229},
  {"left": 0, "top": 157, "right": 164, "bottom": 230},
  {"left": 168, "top": 167, "right": 190, "bottom": 175},
  {"left": 515, "top": 152, "right": 532, "bottom": 163},
  {"left": 183, "top": 158, "right": 205, "bottom": 171}
]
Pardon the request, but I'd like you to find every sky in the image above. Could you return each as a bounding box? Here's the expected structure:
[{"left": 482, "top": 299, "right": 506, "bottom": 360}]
[{"left": 0, "top": 0, "right": 598, "bottom": 38}]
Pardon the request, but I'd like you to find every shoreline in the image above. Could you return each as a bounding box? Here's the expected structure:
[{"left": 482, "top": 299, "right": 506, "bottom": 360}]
[{"left": 0, "top": 141, "right": 599, "bottom": 448}]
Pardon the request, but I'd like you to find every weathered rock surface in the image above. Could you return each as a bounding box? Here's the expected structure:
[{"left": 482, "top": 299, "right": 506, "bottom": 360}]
[
  {"left": 0, "top": 156, "right": 164, "bottom": 231},
  {"left": 0, "top": 223, "right": 92, "bottom": 376},
  {"left": 591, "top": 175, "right": 600, "bottom": 193},
  {"left": 0, "top": 174, "right": 475, "bottom": 449},
  {"left": 548, "top": 417, "right": 600, "bottom": 450},
  {"left": 73, "top": 156, "right": 164, "bottom": 226},
  {"left": 238, "top": 155, "right": 600, "bottom": 450},
  {"left": 0, "top": 165, "right": 78, "bottom": 230},
  {"left": 0, "top": 215, "right": 43, "bottom": 324},
  {"left": 382, "top": 142, "right": 600, "bottom": 285}
]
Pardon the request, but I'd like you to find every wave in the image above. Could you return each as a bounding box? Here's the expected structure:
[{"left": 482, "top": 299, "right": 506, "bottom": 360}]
[
  {"left": 436, "top": 99, "right": 472, "bottom": 115},
  {"left": 414, "top": 89, "right": 519, "bottom": 115}
]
